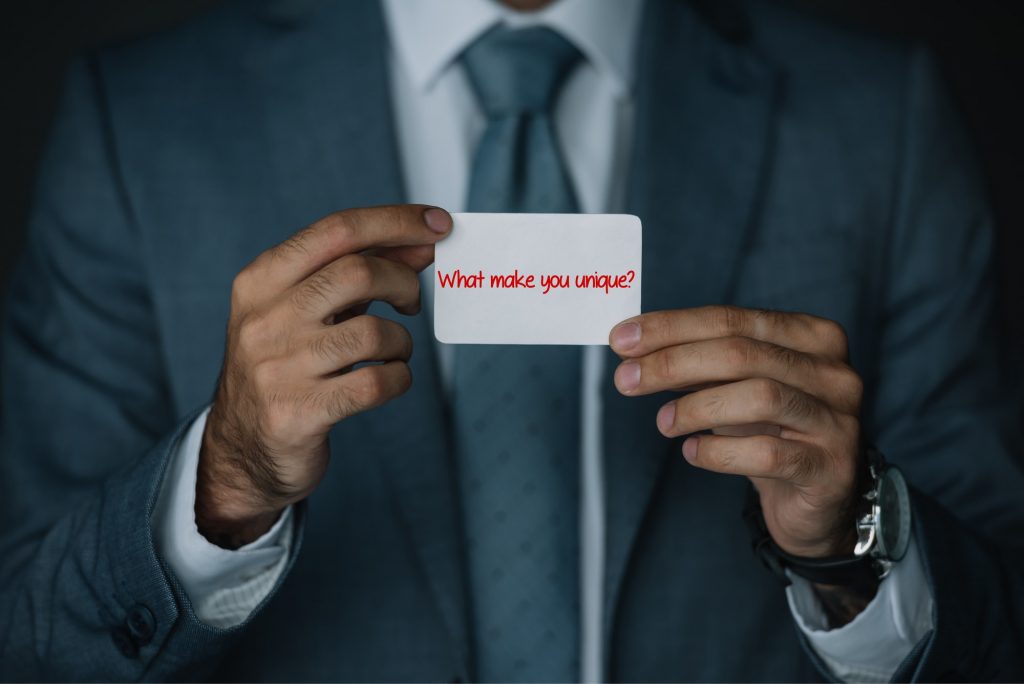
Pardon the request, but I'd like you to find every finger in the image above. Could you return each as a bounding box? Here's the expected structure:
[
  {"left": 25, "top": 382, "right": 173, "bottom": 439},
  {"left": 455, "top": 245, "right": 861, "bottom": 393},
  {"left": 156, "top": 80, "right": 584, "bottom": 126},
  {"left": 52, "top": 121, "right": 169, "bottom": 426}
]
[
  {"left": 610, "top": 305, "right": 849, "bottom": 361},
  {"left": 680, "top": 433, "right": 823, "bottom": 485},
  {"left": 304, "top": 315, "right": 413, "bottom": 376},
  {"left": 654, "top": 377, "right": 831, "bottom": 438},
  {"left": 250, "top": 205, "right": 451, "bottom": 292},
  {"left": 713, "top": 423, "right": 782, "bottom": 438},
  {"left": 288, "top": 253, "right": 421, "bottom": 321},
  {"left": 315, "top": 360, "right": 412, "bottom": 423},
  {"left": 613, "top": 336, "right": 861, "bottom": 412},
  {"left": 372, "top": 244, "right": 436, "bottom": 273}
]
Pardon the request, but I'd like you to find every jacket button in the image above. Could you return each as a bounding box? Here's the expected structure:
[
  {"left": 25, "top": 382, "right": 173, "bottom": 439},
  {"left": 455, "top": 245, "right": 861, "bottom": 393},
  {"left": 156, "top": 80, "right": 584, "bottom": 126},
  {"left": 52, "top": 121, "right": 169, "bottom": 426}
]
[
  {"left": 126, "top": 603, "right": 156, "bottom": 645},
  {"left": 111, "top": 625, "right": 138, "bottom": 658}
]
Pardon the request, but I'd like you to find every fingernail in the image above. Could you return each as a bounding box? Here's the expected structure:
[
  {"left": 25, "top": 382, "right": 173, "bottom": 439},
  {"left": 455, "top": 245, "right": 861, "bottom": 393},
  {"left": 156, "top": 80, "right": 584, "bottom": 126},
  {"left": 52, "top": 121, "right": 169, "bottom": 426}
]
[
  {"left": 423, "top": 207, "right": 452, "bottom": 234},
  {"left": 615, "top": 362, "right": 641, "bottom": 393},
  {"left": 656, "top": 402, "right": 676, "bottom": 434},
  {"left": 682, "top": 435, "right": 700, "bottom": 462},
  {"left": 610, "top": 322, "right": 641, "bottom": 351}
]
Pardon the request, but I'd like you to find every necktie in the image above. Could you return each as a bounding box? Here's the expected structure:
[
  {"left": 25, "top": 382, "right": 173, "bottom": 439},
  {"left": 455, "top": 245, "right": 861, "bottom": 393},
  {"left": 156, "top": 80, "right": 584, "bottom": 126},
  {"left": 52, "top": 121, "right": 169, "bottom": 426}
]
[{"left": 454, "top": 26, "right": 583, "bottom": 683}]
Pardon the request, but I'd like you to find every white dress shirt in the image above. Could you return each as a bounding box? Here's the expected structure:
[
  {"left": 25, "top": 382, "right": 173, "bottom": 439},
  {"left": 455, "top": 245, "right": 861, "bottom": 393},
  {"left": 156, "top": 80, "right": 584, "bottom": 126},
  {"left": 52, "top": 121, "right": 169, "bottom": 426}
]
[{"left": 153, "top": 0, "right": 934, "bottom": 681}]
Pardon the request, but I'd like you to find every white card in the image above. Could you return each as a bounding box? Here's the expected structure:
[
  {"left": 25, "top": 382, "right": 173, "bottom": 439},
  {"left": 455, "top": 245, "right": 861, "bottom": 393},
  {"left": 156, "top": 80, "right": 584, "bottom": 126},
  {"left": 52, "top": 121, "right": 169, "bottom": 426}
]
[{"left": 434, "top": 213, "right": 642, "bottom": 345}]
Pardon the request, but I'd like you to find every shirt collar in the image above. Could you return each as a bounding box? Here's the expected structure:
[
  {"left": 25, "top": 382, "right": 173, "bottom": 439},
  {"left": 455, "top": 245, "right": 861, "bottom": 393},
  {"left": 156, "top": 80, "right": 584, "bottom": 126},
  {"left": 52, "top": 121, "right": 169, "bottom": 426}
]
[{"left": 382, "top": 0, "right": 645, "bottom": 97}]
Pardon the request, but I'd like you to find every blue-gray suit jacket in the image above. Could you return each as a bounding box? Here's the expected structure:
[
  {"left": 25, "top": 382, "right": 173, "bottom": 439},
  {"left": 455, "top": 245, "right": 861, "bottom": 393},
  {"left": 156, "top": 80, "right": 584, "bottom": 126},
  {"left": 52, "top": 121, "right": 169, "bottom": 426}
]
[{"left": 2, "top": 0, "right": 1022, "bottom": 681}]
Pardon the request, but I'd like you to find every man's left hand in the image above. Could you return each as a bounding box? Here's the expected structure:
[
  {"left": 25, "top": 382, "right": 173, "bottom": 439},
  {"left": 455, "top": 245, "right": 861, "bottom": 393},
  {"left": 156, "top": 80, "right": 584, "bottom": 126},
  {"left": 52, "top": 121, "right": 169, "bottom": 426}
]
[{"left": 609, "top": 305, "right": 864, "bottom": 559}]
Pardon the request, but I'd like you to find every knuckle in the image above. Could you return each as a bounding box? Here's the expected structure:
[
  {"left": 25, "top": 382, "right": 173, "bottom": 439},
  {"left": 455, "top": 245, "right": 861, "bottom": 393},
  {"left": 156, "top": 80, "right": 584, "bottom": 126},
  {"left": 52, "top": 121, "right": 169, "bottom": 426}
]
[
  {"left": 762, "top": 437, "right": 786, "bottom": 473},
  {"left": 824, "top": 361, "right": 863, "bottom": 412},
  {"left": 817, "top": 318, "right": 849, "bottom": 358},
  {"left": 648, "top": 310, "right": 672, "bottom": 339},
  {"left": 700, "top": 392, "right": 728, "bottom": 424},
  {"left": 396, "top": 324, "right": 414, "bottom": 360},
  {"left": 356, "top": 316, "right": 413, "bottom": 359},
  {"left": 318, "top": 213, "right": 358, "bottom": 251},
  {"left": 231, "top": 269, "right": 254, "bottom": 304},
  {"left": 351, "top": 363, "right": 411, "bottom": 407},
  {"left": 768, "top": 341, "right": 801, "bottom": 369},
  {"left": 355, "top": 366, "right": 389, "bottom": 403},
  {"left": 657, "top": 348, "right": 679, "bottom": 382},
  {"left": 838, "top": 366, "right": 864, "bottom": 402},
  {"left": 723, "top": 336, "right": 755, "bottom": 369},
  {"left": 835, "top": 413, "right": 861, "bottom": 440},
  {"left": 394, "top": 362, "right": 413, "bottom": 393},
  {"left": 750, "top": 308, "right": 779, "bottom": 340},
  {"left": 250, "top": 360, "right": 280, "bottom": 396},
  {"left": 293, "top": 270, "right": 335, "bottom": 313},
  {"left": 331, "top": 212, "right": 358, "bottom": 239},
  {"left": 356, "top": 315, "right": 389, "bottom": 353},
  {"left": 339, "top": 254, "right": 375, "bottom": 292},
  {"left": 711, "top": 440, "right": 737, "bottom": 470},
  {"left": 719, "top": 305, "right": 747, "bottom": 336},
  {"left": 752, "top": 377, "right": 785, "bottom": 412},
  {"left": 236, "top": 312, "right": 275, "bottom": 356}
]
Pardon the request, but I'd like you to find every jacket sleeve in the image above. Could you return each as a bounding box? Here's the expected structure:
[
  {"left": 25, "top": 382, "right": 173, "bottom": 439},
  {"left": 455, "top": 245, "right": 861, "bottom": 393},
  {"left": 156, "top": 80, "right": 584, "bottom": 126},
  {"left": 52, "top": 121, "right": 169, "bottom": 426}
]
[
  {"left": 0, "top": 55, "right": 299, "bottom": 681},
  {"left": 815, "top": 46, "right": 1024, "bottom": 682}
]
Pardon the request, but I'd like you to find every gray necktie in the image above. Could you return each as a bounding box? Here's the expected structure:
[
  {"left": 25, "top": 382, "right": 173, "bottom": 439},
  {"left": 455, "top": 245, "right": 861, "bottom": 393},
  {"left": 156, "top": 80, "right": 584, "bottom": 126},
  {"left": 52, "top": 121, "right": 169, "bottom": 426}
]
[{"left": 454, "top": 25, "right": 583, "bottom": 683}]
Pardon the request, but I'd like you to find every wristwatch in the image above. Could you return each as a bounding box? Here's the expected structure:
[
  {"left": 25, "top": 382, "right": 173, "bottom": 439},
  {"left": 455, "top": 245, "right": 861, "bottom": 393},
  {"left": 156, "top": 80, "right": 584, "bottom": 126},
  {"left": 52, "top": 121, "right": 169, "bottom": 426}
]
[{"left": 743, "top": 445, "right": 912, "bottom": 588}]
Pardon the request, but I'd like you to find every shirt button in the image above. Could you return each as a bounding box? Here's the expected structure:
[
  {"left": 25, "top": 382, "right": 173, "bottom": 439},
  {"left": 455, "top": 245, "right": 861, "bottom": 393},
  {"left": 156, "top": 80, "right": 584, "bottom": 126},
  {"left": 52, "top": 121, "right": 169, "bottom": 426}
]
[
  {"left": 126, "top": 603, "right": 156, "bottom": 645},
  {"left": 111, "top": 625, "right": 138, "bottom": 659}
]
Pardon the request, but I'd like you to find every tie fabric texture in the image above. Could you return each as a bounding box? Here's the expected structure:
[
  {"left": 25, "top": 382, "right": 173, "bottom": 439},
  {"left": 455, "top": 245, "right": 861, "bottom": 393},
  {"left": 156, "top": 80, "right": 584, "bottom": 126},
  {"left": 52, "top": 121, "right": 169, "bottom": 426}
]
[{"left": 453, "top": 25, "right": 583, "bottom": 683}]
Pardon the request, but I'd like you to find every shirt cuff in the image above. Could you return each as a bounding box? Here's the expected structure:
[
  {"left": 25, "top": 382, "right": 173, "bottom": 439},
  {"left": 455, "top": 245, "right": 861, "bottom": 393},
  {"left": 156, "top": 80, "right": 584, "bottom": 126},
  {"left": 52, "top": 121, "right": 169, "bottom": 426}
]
[
  {"left": 786, "top": 536, "right": 934, "bottom": 682},
  {"left": 152, "top": 407, "right": 294, "bottom": 628}
]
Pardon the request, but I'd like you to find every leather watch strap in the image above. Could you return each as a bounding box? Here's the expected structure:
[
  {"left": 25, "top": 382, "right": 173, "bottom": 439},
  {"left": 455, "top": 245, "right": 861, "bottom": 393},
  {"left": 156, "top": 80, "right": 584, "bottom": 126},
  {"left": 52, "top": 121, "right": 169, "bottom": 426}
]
[{"left": 742, "top": 485, "right": 880, "bottom": 590}]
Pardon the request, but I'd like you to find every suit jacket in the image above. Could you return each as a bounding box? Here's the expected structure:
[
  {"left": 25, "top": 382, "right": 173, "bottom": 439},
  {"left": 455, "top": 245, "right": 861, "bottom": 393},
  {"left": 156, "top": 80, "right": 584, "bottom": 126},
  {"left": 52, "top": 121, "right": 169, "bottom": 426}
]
[{"left": 1, "top": 0, "right": 1022, "bottom": 681}]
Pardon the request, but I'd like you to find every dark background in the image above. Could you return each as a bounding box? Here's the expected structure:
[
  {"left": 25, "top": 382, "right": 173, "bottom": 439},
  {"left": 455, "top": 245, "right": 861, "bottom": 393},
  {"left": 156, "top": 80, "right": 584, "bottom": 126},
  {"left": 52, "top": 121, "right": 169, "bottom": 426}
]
[{"left": 1, "top": 0, "right": 1021, "bottom": 369}]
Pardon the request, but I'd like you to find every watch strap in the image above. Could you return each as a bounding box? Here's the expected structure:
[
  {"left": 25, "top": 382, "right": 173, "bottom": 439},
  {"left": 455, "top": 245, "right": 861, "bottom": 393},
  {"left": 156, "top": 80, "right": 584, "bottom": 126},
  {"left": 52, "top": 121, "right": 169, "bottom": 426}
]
[{"left": 742, "top": 485, "right": 880, "bottom": 589}]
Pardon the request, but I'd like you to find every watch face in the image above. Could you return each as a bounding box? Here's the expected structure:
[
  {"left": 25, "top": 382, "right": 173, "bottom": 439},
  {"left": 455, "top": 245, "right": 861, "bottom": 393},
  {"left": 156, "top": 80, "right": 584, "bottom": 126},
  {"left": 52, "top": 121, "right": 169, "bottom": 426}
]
[{"left": 876, "top": 466, "right": 911, "bottom": 561}]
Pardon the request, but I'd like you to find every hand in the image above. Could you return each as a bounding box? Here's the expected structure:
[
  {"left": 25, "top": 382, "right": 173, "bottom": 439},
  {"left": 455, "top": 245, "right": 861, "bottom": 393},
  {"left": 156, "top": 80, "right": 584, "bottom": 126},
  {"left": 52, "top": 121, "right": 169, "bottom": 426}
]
[
  {"left": 197, "top": 205, "right": 452, "bottom": 548},
  {"left": 609, "top": 305, "right": 864, "bottom": 559}
]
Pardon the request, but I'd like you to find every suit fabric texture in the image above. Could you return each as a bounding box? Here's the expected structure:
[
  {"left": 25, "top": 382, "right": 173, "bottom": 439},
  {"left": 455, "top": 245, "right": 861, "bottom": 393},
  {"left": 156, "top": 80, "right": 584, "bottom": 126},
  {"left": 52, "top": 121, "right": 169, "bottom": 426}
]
[{"left": 1, "top": 0, "right": 1022, "bottom": 681}]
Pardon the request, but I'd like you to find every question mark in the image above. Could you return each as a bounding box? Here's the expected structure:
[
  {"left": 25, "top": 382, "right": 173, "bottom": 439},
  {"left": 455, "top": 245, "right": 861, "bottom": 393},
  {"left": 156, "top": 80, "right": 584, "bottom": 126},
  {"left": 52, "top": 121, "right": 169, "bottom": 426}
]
[{"left": 626, "top": 269, "right": 635, "bottom": 287}]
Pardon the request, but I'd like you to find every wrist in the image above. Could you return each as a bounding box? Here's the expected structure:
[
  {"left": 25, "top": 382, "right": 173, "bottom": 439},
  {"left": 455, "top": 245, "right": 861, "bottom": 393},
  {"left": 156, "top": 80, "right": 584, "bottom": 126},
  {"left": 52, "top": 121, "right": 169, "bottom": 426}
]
[
  {"left": 744, "top": 486, "right": 880, "bottom": 590},
  {"left": 807, "top": 493, "right": 880, "bottom": 628},
  {"left": 812, "top": 502, "right": 860, "bottom": 557},
  {"left": 196, "top": 420, "right": 284, "bottom": 549}
]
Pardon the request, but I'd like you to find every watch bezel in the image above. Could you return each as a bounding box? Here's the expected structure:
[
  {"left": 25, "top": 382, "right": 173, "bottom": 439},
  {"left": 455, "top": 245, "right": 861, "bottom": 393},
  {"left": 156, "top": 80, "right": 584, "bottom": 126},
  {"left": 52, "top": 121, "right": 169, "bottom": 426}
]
[{"left": 874, "top": 464, "right": 911, "bottom": 562}]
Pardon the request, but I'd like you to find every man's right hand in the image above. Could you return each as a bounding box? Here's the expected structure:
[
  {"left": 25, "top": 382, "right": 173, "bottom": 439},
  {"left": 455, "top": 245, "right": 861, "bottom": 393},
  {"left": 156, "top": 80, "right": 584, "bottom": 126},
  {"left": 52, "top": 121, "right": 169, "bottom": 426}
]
[{"left": 196, "top": 205, "right": 452, "bottom": 548}]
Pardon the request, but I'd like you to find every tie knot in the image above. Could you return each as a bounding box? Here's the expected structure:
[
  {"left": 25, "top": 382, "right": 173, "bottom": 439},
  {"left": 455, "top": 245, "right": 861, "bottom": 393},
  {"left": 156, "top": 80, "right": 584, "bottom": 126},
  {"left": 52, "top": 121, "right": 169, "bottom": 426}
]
[{"left": 461, "top": 26, "right": 583, "bottom": 117}]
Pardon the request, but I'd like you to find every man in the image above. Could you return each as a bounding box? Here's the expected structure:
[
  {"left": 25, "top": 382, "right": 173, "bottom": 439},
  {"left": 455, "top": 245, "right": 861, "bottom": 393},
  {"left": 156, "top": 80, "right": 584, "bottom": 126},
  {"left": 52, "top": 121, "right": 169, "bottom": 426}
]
[{"left": 1, "top": 0, "right": 1021, "bottom": 681}]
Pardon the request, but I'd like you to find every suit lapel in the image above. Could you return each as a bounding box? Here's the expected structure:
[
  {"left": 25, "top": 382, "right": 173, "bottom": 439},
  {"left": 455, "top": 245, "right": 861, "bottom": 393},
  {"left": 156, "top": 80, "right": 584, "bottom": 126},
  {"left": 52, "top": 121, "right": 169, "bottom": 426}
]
[
  {"left": 603, "top": 0, "right": 782, "bottom": 660},
  {"left": 252, "top": 2, "right": 472, "bottom": 673}
]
